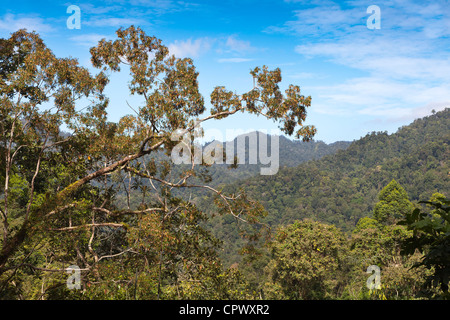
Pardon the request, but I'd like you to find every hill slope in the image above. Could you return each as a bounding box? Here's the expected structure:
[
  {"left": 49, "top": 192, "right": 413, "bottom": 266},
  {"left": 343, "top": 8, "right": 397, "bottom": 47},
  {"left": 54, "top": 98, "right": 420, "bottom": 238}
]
[
  {"left": 202, "top": 109, "right": 449, "bottom": 262},
  {"left": 193, "top": 133, "right": 351, "bottom": 188}
]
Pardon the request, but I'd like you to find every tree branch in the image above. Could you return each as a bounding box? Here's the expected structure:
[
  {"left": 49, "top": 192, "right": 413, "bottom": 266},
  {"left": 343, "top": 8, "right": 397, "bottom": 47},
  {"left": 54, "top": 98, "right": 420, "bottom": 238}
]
[
  {"left": 124, "top": 166, "right": 249, "bottom": 223},
  {"left": 55, "top": 139, "right": 164, "bottom": 203},
  {"left": 92, "top": 206, "right": 164, "bottom": 217},
  {"left": 51, "top": 223, "right": 124, "bottom": 231},
  {"left": 97, "top": 248, "right": 138, "bottom": 262}
]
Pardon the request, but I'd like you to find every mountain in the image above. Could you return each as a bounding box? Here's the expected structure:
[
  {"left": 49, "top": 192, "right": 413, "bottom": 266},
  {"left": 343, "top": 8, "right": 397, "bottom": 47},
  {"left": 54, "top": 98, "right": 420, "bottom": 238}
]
[
  {"left": 201, "top": 108, "right": 449, "bottom": 263},
  {"left": 191, "top": 132, "right": 351, "bottom": 188},
  {"left": 114, "top": 131, "right": 351, "bottom": 212}
]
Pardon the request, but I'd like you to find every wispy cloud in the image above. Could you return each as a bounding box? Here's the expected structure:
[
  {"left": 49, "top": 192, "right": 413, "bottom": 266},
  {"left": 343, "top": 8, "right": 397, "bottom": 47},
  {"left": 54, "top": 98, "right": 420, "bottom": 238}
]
[
  {"left": 270, "top": 0, "right": 450, "bottom": 122},
  {"left": 168, "top": 37, "right": 213, "bottom": 58},
  {"left": 69, "top": 33, "right": 112, "bottom": 47},
  {"left": 76, "top": 0, "right": 198, "bottom": 29},
  {"left": 93, "top": 0, "right": 199, "bottom": 15},
  {"left": 270, "top": 0, "right": 450, "bottom": 39},
  {"left": 217, "top": 57, "right": 254, "bottom": 63},
  {"left": 286, "top": 72, "right": 325, "bottom": 80},
  {"left": 225, "top": 36, "right": 256, "bottom": 54},
  {"left": 310, "top": 76, "right": 450, "bottom": 122},
  {"left": 84, "top": 17, "right": 148, "bottom": 27},
  {"left": 295, "top": 38, "right": 450, "bottom": 81},
  {"left": 0, "top": 13, "right": 54, "bottom": 33},
  {"left": 167, "top": 35, "right": 260, "bottom": 62},
  {"left": 358, "top": 101, "right": 450, "bottom": 122},
  {"left": 265, "top": 4, "right": 365, "bottom": 38},
  {"left": 78, "top": 3, "right": 123, "bottom": 15},
  {"left": 212, "top": 35, "right": 260, "bottom": 65}
]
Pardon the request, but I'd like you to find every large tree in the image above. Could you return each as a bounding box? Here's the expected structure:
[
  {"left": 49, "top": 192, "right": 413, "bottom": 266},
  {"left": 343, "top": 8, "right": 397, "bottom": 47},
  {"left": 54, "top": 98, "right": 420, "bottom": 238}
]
[
  {"left": 373, "top": 179, "right": 414, "bottom": 224},
  {"left": 347, "top": 216, "right": 428, "bottom": 300},
  {"left": 0, "top": 26, "right": 315, "bottom": 299},
  {"left": 264, "top": 219, "right": 348, "bottom": 299}
]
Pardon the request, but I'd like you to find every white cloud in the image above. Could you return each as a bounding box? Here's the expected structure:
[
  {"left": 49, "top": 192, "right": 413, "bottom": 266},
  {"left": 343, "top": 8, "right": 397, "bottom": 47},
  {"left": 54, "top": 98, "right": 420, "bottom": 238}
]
[
  {"left": 272, "top": 0, "right": 450, "bottom": 39},
  {"left": 0, "top": 13, "right": 54, "bottom": 33},
  {"left": 265, "top": 3, "right": 365, "bottom": 38},
  {"left": 84, "top": 17, "right": 148, "bottom": 27},
  {"left": 295, "top": 38, "right": 450, "bottom": 81},
  {"left": 168, "top": 35, "right": 259, "bottom": 62},
  {"left": 217, "top": 58, "right": 254, "bottom": 63},
  {"left": 287, "top": 72, "right": 324, "bottom": 80},
  {"left": 225, "top": 36, "right": 255, "bottom": 53},
  {"left": 168, "top": 38, "right": 213, "bottom": 58},
  {"left": 309, "top": 76, "right": 450, "bottom": 122},
  {"left": 69, "top": 33, "right": 111, "bottom": 47},
  {"left": 358, "top": 102, "right": 450, "bottom": 121},
  {"left": 274, "top": 0, "right": 450, "bottom": 124},
  {"left": 78, "top": 3, "right": 122, "bottom": 14},
  {"left": 98, "top": 0, "right": 198, "bottom": 15}
]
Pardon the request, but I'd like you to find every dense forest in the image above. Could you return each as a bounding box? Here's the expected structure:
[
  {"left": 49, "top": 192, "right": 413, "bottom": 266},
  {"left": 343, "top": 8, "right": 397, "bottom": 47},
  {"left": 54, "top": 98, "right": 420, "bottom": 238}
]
[
  {"left": 202, "top": 109, "right": 449, "bottom": 262},
  {"left": 0, "top": 27, "right": 449, "bottom": 300}
]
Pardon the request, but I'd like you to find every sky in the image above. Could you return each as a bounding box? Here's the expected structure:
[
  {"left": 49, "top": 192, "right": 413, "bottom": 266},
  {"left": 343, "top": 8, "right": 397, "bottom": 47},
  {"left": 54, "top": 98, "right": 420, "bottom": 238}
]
[{"left": 1, "top": 0, "right": 449, "bottom": 143}]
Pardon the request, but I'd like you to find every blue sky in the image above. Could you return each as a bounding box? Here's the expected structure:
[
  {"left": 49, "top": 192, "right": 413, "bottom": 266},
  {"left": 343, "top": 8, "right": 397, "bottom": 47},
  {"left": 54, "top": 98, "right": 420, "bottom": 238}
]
[{"left": 1, "top": 0, "right": 449, "bottom": 143}]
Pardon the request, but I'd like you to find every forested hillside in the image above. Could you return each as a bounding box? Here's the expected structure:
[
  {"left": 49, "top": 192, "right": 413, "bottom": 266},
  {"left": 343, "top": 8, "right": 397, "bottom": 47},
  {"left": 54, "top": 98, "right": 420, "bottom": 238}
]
[
  {"left": 203, "top": 108, "right": 449, "bottom": 263},
  {"left": 112, "top": 132, "right": 351, "bottom": 209},
  {"left": 198, "top": 133, "right": 351, "bottom": 188}
]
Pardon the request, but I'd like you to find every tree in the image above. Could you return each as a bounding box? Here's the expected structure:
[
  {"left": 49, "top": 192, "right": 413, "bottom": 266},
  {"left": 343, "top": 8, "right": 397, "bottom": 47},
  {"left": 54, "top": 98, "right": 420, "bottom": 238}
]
[
  {"left": 347, "top": 216, "right": 427, "bottom": 300},
  {"left": 0, "top": 29, "right": 108, "bottom": 297},
  {"left": 399, "top": 193, "right": 450, "bottom": 299},
  {"left": 373, "top": 179, "right": 414, "bottom": 224},
  {"left": 264, "top": 219, "right": 348, "bottom": 299},
  {"left": 0, "top": 26, "right": 315, "bottom": 299}
]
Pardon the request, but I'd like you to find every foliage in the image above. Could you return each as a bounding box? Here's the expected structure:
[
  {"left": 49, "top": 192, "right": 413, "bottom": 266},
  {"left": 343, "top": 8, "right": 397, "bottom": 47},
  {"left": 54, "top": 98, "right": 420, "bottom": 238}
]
[
  {"left": 399, "top": 194, "right": 450, "bottom": 299},
  {"left": 346, "top": 217, "right": 428, "bottom": 300},
  {"left": 0, "top": 26, "right": 315, "bottom": 299},
  {"left": 263, "top": 219, "right": 348, "bottom": 299},
  {"left": 0, "top": 26, "right": 447, "bottom": 301},
  {"left": 207, "top": 109, "right": 449, "bottom": 265},
  {"left": 373, "top": 179, "right": 414, "bottom": 224}
]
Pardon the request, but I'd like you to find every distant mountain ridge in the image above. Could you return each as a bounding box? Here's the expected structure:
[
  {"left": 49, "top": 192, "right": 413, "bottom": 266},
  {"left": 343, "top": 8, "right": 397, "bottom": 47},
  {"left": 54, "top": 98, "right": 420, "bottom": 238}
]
[
  {"left": 223, "top": 108, "right": 449, "bottom": 229},
  {"left": 192, "top": 132, "right": 352, "bottom": 187},
  {"left": 200, "top": 108, "right": 449, "bottom": 263}
]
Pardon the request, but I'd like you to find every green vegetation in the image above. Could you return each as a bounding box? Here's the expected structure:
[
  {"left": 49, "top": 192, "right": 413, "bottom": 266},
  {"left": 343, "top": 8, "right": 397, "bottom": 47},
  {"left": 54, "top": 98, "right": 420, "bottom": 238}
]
[
  {"left": 0, "top": 27, "right": 449, "bottom": 300},
  {"left": 399, "top": 194, "right": 450, "bottom": 299},
  {"left": 373, "top": 179, "right": 414, "bottom": 224},
  {"left": 263, "top": 219, "right": 348, "bottom": 300},
  {"left": 211, "top": 108, "right": 448, "bottom": 233}
]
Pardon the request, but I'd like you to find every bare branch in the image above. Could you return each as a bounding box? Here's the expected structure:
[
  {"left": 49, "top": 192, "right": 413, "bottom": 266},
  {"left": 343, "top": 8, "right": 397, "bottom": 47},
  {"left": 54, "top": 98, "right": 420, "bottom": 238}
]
[
  {"left": 124, "top": 166, "right": 249, "bottom": 223},
  {"left": 92, "top": 206, "right": 164, "bottom": 217},
  {"left": 45, "top": 203, "right": 78, "bottom": 217},
  {"left": 126, "top": 100, "right": 140, "bottom": 116},
  {"left": 51, "top": 223, "right": 124, "bottom": 231},
  {"left": 41, "top": 135, "right": 72, "bottom": 151},
  {"left": 97, "top": 248, "right": 138, "bottom": 262},
  {"left": 4, "top": 263, "right": 90, "bottom": 273},
  {"left": 24, "top": 132, "right": 49, "bottom": 222},
  {"left": 55, "top": 138, "right": 165, "bottom": 203}
]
